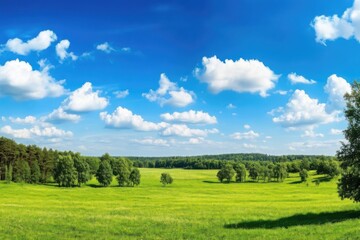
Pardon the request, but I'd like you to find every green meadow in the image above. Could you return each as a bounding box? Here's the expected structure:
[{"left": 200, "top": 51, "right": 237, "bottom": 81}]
[{"left": 0, "top": 168, "right": 359, "bottom": 240}]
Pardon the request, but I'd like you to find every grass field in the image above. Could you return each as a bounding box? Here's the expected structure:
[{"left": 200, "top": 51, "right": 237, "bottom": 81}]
[{"left": 0, "top": 168, "right": 359, "bottom": 240}]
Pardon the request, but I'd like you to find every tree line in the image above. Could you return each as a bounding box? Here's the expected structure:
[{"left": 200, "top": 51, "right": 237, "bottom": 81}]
[
  {"left": 0, "top": 137, "right": 140, "bottom": 187},
  {"left": 130, "top": 154, "right": 336, "bottom": 170},
  {"left": 216, "top": 158, "right": 340, "bottom": 183}
]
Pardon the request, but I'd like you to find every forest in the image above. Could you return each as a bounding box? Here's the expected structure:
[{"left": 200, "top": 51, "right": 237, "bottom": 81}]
[{"left": 0, "top": 136, "right": 339, "bottom": 187}]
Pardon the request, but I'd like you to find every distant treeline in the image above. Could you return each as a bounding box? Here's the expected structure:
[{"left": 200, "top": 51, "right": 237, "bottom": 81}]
[
  {"left": 128, "top": 154, "right": 336, "bottom": 170},
  {"left": 0, "top": 136, "right": 338, "bottom": 186}
]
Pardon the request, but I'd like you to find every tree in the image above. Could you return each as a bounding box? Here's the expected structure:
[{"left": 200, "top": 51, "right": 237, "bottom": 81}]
[
  {"left": 13, "top": 160, "right": 30, "bottom": 183},
  {"left": 273, "top": 163, "right": 287, "bottom": 182},
  {"left": 54, "top": 155, "right": 77, "bottom": 187},
  {"left": 299, "top": 169, "right": 308, "bottom": 182},
  {"left": 96, "top": 160, "right": 113, "bottom": 187},
  {"left": 217, "top": 164, "right": 235, "bottom": 183},
  {"left": 234, "top": 163, "right": 246, "bottom": 182},
  {"left": 129, "top": 168, "right": 141, "bottom": 186},
  {"left": 73, "top": 156, "right": 90, "bottom": 186},
  {"left": 248, "top": 162, "right": 260, "bottom": 181},
  {"left": 115, "top": 158, "right": 132, "bottom": 187},
  {"left": 5, "top": 165, "right": 12, "bottom": 184},
  {"left": 160, "top": 172, "right": 173, "bottom": 186},
  {"left": 337, "top": 82, "right": 360, "bottom": 202},
  {"left": 30, "top": 161, "right": 41, "bottom": 184}
]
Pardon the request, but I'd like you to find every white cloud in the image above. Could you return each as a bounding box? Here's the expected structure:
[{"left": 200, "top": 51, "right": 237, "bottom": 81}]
[
  {"left": 133, "top": 138, "right": 169, "bottom": 147},
  {"left": 96, "top": 42, "right": 115, "bottom": 53},
  {"left": 62, "top": 82, "right": 108, "bottom": 112},
  {"left": 9, "top": 116, "right": 37, "bottom": 124},
  {"left": 5, "top": 30, "right": 57, "bottom": 55},
  {"left": 194, "top": 56, "right": 279, "bottom": 97},
  {"left": 227, "top": 103, "right": 237, "bottom": 109},
  {"left": 0, "top": 125, "right": 73, "bottom": 139},
  {"left": 231, "top": 130, "right": 259, "bottom": 140},
  {"left": 56, "top": 39, "right": 78, "bottom": 62},
  {"left": 274, "top": 90, "right": 288, "bottom": 95},
  {"left": 288, "top": 73, "right": 316, "bottom": 85},
  {"left": 0, "top": 59, "right": 65, "bottom": 100},
  {"left": 288, "top": 140, "right": 342, "bottom": 152},
  {"left": 143, "top": 73, "right": 195, "bottom": 107},
  {"left": 114, "top": 89, "right": 129, "bottom": 98},
  {"left": 330, "top": 128, "right": 343, "bottom": 135},
  {"left": 324, "top": 74, "right": 351, "bottom": 112},
  {"left": 312, "top": 0, "right": 360, "bottom": 44},
  {"left": 272, "top": 90, "right": 338, "bottom": 129},
  {"left": 160, "top": 110, "right": 217, "bottom": 124},
  {"left": 243, "top": 143, "right": 256, "bottom": 149},
  {"left": 43, "top": 107, "right": 81, "bottom": 124},
  {"left": 161, "top": 124, "right": 217, "bottom": 137},
  {"left": 100, "top": 106, "right": 163, "bottom": 131},
  {"left": 301, "top": 130, "right": 324, "bottom": 138},
  {"left": 243, "top": 124, "right": 251, "bottom": 129}
]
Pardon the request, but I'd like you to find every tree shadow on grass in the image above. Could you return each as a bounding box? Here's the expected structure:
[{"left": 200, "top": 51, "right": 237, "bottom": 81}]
[
  {"left": 288, "top": 180, "right": 303, "bottom": 184},
  {"left": 86, "top": 184, "right": 105, "bottom": 188},
  {"left": 312, "top": 176, "right": 333, "bottom": 183},
  {"left": 224, "top": 210, "right": 360, "bottom": 229}
]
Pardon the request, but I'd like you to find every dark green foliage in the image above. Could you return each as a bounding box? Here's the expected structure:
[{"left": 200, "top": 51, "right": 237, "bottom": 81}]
[
  {"left": 317, "top": 160, "right": 341, "bottom": 178},
  {"left": 13, "top": 160, "right": 30, "bottom": 183},
  {"left": 234, "top": 163, "right": 246, "bottom": 182},
  {"left": 5, "top": 165, "right": 12, "bottom": 184},
  {"left": 248, "top": 162, "right": 260, "bottom": 181},
  {"left": 73, "top": 156, "right": 90, "bottom": 186},
  {"left": 30, "top": 162, "right": 41, "bottom": 184},
  {"left": 217, "top": 164, "right": 235, "bottom": 183},
  {"left": 160, "top": 172, "right": 173, "bottom": 186},
  {"left": 115, "top": 158, "right": 132, "bottom": 186},
  {"left": 129, "top": 168, "right": 141, "bottom": 186},
  {"left": 84, "top": 157, "right": 100, "bottom": 175},
  {"left": 337, "top": 82, "right": 360, "bottom": 202},
  {"left": 274, "top": 163, "right": 287, "bottom": 182},
  {"left": 96, "top": 160, "right": 113, "bottom": 187},
  {"left": 54, "top": 156, "right": 77, "bottom": 187},
  {"left": 299, "top": 169, "right": 308, "bottom": 182}
]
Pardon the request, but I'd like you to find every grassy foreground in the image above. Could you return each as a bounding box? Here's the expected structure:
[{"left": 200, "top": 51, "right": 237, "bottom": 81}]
[{"left": 0, "top": 168, "right": 359, "bottom": 240}]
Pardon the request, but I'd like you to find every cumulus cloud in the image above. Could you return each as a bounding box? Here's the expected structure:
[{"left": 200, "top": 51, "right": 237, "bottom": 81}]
[
  {"left": 100, "top": 106, "right": 164, "bottom": 131},
  {"left": 133, "top": 138, "right": 169, "bottom": 147},
  {"left": 62, "top": 82, "right": 108, "bottom": 112},
  {"left": 324, "top": 74, "right": 351, "bottom": 112},
  {"left": 231, "top": 130, "right": 259, "bottom": 140},
  {"left": 56, "top": 39, "right": 78, "bottom": 62},
  {"left": 194, "top": 56, "right": 279, "bottom": 97},
  {"left": 96, "top": 42, "right": 115, "bottom": 53},
  {"left": 312, "top": 0, "right": 360, "bottom": 44},
  {"left": 330, "top": 128, "right": 343, "bottom": 135},
  {"left": 288, "top": 73, "right": 316, "bottom": 85},
  {"left": 43, "top": 107, "right": 81, "bottom": 124},
  {"left": 114, "top": 89, "right": 129, "bottom": 98},
  {"left": 301, "top": 130, "right": 324, "bottom": 138},
  {"left": 9, "top": 116, "right": 37, "bottom": 124},
  {"left": 0, "top": 59, "right": 65, "bottom": 100},
  {"left": 0, "top": 125, "right": 73, "bottom": 139},
  {"left": 161, "top": 124, "right": 218, "bottom": 137},
  {"left": 4, "top": 30, "right": 57, "bottom": 55},
  {"left": 272, "top": 89, "right": 338, "bottom": 129},
  {"left": 160, "top": 110, "right": 217, "bottom": 124},
  {"left": 143, "top": 73, "right": 195, "bottom": 107}
]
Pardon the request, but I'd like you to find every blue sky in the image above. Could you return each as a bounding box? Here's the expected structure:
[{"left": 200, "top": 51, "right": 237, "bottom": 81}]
[{"left": 0, "top": 0, "right": 358, "bottom": 156}]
